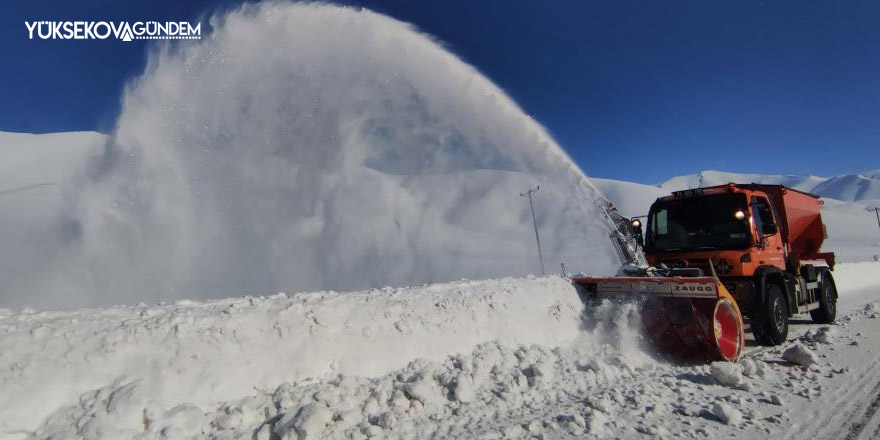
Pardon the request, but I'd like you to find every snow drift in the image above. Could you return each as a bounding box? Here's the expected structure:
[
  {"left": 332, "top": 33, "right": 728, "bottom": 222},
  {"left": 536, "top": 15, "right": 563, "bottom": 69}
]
[
  {"left": 6, "top": 2, "right": 617, "bottom": 308},
  {"left": 4, "top": 263, "right": 879, "bottom": 439},
  {"left": 0, "top": 276, "right": 596, "bottom": 435}
]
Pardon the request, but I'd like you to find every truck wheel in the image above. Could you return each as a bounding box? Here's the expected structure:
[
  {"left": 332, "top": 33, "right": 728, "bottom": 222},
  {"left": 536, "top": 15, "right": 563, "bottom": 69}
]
[
  {"left": 754, "top": 283, "right": 789, "bottom": 346},
  {"left": 750, "top": 317, "right": 766, "bottom": 343},
  {"left": 810, "top": 271, "right": 837, "bottom": 324}
]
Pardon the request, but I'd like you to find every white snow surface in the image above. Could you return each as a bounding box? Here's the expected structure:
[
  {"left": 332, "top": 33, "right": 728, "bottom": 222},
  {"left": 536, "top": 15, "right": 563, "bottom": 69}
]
[
  {"left": 781, "top": 343, "right": 819, "bottom": 366},
  {"left": 2, "top": 262, "right": 879, "bottom": 439},
  {"left": 0, "top": 276, "right": 586, "bottom": 436}
]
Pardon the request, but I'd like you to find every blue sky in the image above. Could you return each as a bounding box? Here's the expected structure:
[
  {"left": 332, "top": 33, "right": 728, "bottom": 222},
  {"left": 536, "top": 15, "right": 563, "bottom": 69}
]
[{"left": 1, "top": 0, "right": 879, "bottom": 184}]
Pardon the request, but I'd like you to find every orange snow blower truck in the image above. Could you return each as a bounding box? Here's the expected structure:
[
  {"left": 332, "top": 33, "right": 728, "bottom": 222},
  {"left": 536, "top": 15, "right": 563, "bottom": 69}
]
[{"left": 575, "top": 183, "right": 837, "bottom": 362}]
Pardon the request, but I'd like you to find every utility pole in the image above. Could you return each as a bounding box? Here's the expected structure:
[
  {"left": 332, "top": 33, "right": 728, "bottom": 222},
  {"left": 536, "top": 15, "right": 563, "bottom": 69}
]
[
  {"left": 520, "top": 186, "right": 545, "bottom": 275},
  {"left": 872, "top": 207, "right": 880, "bottom": 239}
]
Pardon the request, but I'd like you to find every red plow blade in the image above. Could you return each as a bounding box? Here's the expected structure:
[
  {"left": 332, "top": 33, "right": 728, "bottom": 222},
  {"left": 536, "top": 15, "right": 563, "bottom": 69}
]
[{"left": 573, "top": 276, "right": 745, "bottom": 363}]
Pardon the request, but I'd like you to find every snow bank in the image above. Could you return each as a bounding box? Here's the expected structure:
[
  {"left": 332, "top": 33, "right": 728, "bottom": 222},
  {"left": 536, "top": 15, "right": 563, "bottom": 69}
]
[
  {"left": 0, "top": 276, "right": 585, "bottom": 434},
  {"left": 31, "top": 337, "right": 650, "bottom": 440},
  {"left": 2, "top": 270, "right": 879, "bottom": 438},
  {"left": 833, "top": 261, "right": 880, "bottom": 292},
  {"left": 822, "top": 199, "right": 880, "bottom": 263}
]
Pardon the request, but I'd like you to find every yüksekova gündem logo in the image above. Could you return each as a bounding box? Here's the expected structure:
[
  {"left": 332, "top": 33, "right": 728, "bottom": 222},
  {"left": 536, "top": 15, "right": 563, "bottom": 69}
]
[{"left": 25, "top": 21, "right": 201, "bottom": 42}]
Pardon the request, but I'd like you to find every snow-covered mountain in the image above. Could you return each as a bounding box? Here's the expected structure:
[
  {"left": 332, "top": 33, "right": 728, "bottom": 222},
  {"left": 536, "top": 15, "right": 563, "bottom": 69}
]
[
  {"left": 657, "top": 169, "right": 880, "bottom": 202},
  {"left": 2, "top": 129, "right": 878, "bottom": 310},
  {"left": 658, "top": 170, "right": 826, "bottom": 195},
  {"left": 0, "top": 128, "right": 623, "bottom": 309},
  {"left": 811, "top": 173, "right": 880, "bottom": 202}
]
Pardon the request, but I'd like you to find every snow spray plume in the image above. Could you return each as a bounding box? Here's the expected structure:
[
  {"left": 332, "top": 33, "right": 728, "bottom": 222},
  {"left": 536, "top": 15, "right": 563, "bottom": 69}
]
[
  {"left": 20, "top": 3, "right": 617, "bottom": 308},
  {"left": 576, "top": 299, "right": 656, "bottom": 367}
]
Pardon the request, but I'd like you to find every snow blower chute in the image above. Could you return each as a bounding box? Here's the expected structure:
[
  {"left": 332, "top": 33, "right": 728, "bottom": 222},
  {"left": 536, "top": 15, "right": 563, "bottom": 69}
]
[{"left": 572, "top": 200, "right": 745, "bottom": 363}]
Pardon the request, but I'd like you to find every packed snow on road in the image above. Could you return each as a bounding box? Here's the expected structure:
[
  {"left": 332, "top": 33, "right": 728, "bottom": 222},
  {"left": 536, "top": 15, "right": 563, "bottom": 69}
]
[{"left": 1, "top": 262, "right": 879, "bottom": 439}]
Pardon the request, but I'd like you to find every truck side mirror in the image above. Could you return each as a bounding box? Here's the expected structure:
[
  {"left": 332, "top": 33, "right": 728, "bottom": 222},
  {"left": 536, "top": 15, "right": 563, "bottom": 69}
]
[{"left": 762, "top": 223, "right": 778, "bottom": 235}]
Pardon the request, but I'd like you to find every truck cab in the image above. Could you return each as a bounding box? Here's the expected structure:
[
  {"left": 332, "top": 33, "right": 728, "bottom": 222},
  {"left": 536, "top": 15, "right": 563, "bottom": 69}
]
[{"left": 639, "top": 183, "right": 838, "bottom": 345}]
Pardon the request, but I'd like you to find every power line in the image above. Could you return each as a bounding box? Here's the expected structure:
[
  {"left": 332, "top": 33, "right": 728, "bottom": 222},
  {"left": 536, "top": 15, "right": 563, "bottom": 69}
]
[{"left": 0, "top": 182, "right": 55, "bottom": 197}]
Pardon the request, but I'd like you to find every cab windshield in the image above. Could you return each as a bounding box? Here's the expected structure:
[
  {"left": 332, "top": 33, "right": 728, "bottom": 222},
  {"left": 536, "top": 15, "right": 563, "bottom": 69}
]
[{"left": 646, "top": 193, "right": 751, "bottom": 252}]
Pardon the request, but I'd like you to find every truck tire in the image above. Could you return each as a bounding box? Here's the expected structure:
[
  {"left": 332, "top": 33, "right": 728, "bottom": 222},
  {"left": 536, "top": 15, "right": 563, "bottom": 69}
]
[
  {"left": 810, "top": 271, "right": 837, "bottom": 324},
  {"left": 753, "top": 283, "right": 789, "bottom": 346}
]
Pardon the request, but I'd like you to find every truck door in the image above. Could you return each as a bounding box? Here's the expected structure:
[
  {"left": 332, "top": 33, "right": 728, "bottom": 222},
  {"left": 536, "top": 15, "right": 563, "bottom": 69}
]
[{"left": 750, "top": 196, "right": 785, "bottom": 270}]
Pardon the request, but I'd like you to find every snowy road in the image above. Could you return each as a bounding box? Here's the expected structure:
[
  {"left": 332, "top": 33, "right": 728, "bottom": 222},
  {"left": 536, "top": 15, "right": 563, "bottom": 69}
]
[
  {"left": 445, "top": 284, "right": 880, "bottom": 440},
  {"left": 1, "top": 263, "right": 878, "bottom": 439}
]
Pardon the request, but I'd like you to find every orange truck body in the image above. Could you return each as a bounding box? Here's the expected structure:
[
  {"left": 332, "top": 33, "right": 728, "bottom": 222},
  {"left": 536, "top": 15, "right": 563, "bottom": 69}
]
[
  {"left": 573, "top": 182, "right": 837, "bottom": 361},
  {"left": 643, "top": 183, "right": 835, "bottom": 321},
  {"left": 756, "top": 185, "right": 835, "bottom": 268}
]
